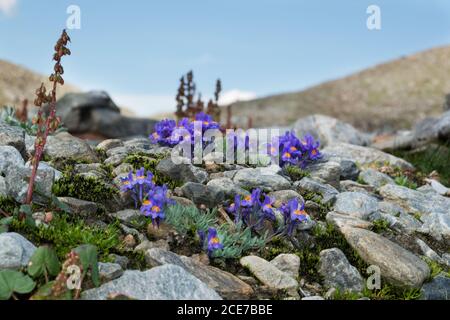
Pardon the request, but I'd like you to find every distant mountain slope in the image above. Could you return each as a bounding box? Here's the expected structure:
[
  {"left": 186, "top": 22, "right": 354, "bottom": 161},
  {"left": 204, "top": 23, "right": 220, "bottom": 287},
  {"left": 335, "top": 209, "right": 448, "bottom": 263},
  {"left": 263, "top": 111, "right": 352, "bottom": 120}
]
[
  {"left": 224, "top": 46, "right": 450, "bottom": 131},
  {"left": 0, "top": 59, "right": 79, "bottom": 108}
]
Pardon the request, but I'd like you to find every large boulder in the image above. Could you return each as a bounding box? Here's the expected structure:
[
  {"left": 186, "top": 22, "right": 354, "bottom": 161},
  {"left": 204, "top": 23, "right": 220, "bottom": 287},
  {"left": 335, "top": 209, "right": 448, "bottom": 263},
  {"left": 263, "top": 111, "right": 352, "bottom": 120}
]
[
  {"left": 292, "top": 114, "right": 371, "bottom": 147},
  {"left": 50, "top": 91, "right": 157, "bottom": 139},
  {"left": 340, "top": 227, "right": 430, "bottom": 289},
  {"left": 322, "top": 143, "right": 414, "bottom": 170},
  {"left": 0, "top": 121, "right": 26, "bottom": 158}
]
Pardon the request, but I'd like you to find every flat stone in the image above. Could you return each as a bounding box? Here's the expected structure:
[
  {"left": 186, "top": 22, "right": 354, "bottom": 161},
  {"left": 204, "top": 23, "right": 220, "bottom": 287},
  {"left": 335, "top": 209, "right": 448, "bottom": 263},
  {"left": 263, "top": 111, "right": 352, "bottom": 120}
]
[
  {"left": 58, "top": 197, "right": 98, "bottom": 216},
  {"left": 326, "top": 212, "right": 373, "bottom": 231},
  {"left": 333, "top": 192, "right": 380, "bottom": 220},
  {"left": 96, "top": 139, "right": 124, "bottom": 151},
  {"left": 240, "top": 255, "right": 298, "bottom": 294},
  {"left": 340, "top": 227, "right": 430, "bottom": 289},
  {"left": 323, "top": 143, "right": 414, "bottom": 170},
  {"left": 0, "top": 233, "right": 36, "bottom": 270},
  {"left": 82, "top": 264, "right": 222, "bottom": 300},
  {"left": 145, "top": 248, "right": 254, "bottom": 299},
  {"left": 270, "top": 254, "right": 300, "bottom": 279},
  {"left": 318, "top": 248, "right": 365, "bottom": 293},
  {"left": 110, "top": 209, "right": 144, "bottom": 226}
]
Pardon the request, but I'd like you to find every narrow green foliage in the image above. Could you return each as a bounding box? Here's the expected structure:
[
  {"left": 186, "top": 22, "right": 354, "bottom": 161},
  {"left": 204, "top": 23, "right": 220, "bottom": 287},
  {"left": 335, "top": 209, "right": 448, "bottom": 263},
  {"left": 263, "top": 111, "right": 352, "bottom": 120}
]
[
  {"left": 371, "top": 219, "right": 391, "bottom": 233},
  {"left": 164, "top": 204, "right": 266, "bottom": 259},
  {"left": 284, "top": 165, "right": 310, "bottom": 181},
  {"left": 394, "top": 175, "right": 418, "bottom": 190}
]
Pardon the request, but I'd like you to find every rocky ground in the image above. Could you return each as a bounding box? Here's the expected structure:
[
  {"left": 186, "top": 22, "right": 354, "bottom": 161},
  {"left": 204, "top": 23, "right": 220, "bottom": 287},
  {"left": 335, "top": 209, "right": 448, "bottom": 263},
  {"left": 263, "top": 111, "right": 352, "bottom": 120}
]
[{"left": 0, "top": 103, "right": 449, "bottom": 300}]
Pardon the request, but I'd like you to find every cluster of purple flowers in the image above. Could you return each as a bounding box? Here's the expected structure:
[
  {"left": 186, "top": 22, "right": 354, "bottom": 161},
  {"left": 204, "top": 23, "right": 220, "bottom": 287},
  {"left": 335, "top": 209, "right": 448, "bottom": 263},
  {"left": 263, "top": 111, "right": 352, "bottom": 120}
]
[
  {"left": 149, "top": 113, "right": 220, "bottom": 147},
  {"left": 120, "top": 168, "right": 173, "bottom": 227},
  {"left": 226, "top": 188, "right": 310, "bottom": 236},
  {"left": 269, "top": 131, "right": 321, "bottom": 168},
  {"left": 198, "top": 228, "right": 224, "bottom": 257}
]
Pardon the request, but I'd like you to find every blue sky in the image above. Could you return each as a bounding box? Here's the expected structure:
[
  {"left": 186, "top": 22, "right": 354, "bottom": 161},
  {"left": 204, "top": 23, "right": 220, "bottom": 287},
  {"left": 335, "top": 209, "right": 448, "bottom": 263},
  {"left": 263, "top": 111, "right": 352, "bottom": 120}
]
[{"left": 1, "top": 0, "right": 450, "bottom": 116}]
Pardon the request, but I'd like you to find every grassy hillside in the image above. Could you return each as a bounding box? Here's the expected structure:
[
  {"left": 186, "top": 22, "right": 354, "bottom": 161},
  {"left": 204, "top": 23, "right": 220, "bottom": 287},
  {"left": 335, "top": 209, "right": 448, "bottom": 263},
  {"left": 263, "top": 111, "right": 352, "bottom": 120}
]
[{"left": 223, "top": 46, "right": 450, "bottom": 131}]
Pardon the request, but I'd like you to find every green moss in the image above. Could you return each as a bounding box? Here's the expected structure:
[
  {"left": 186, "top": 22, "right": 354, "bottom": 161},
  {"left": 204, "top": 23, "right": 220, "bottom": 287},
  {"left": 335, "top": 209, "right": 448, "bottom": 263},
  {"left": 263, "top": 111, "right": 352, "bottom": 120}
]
[
  {"left": 0, "top": 196, "right": 20, "bottom": 214},
  {"left": 332, "top": 285, "right": 421, "bottom": 301},
  {"left": 422, "top": 257, "right": 449, "bottom": 280},
  {"left": 371, "top": 219, "right": 391, "bottom": 234},
  {"left": 284, "top": 165, "right": 310, "bottom": 181},
  {"left": 52, "top": 173, "right": 117, "bottom": 204},
  {"left": 95, "top": 148, "right": 108, "bottom": 163},
  {"left": 10, "top": 214, "right": 121, "bottom": 261},
  {"left": 124, "top": 153, "right": 182, "bottom": 189}
]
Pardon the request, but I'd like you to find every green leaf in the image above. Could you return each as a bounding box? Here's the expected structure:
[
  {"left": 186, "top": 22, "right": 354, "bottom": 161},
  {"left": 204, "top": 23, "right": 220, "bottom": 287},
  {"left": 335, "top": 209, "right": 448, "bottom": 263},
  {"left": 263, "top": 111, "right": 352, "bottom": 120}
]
[
  {"left": 73, "top": 244, "right": 100, "bottom": 287},
  {"left": 51, "top": 195, "right": 70, "bottom": 213},
  {"left": 0, "top": 270, "right": 36, "bottom": 300},
  {"left": 19, "top": 204, "right": 32, "bottom": 216},
  {"left": 28, "top": 246, "right": 61, "bottom": 279}
]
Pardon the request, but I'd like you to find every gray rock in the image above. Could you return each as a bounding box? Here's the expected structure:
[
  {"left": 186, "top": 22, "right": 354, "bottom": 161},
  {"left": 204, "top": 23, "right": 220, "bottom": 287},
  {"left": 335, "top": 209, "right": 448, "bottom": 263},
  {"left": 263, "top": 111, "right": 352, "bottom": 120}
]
[
  {"left": 0, "top": 121, "right": 26, "bottom": 157},
  {"left": 82, "top": 264, "right": 222, "bottom": 300},
  {"left": 96, "top": 139, "right": 124, "bottom": 151},
  {"left": 292, "top": 114, "right": 371, "bottom": 147},
  {"left": 156, "top": 157, "right": 208, "bottom": 184},
  {"left": 206, "top": 178, "right": 250, "bottom": 198},
  {"left": 302, "top": 296, "right": 325, "bottom": 300},
  {"left": 40, "top": 132, "right": 99, "bottom": 163},
  {"left": 180, "top": 182, "right": 225, "bottom": 208},
  {"left": 323, "top": 143, "right": 414, "bottom": 170},
  {"left": 419, "top": 213, "right": 450, "bottom": 243},
  {"left": 0, "top": 233, "right": 36, "bottom": 270},
  {"left": 108, "top": 254, "right": 129, "bottom": 269},
  {"left": 145, "top": 248, "right": 254, "bottom": 299},
  {"left": 340, "top": 227, "right": 430, "bottom": 289},
  {"left": 326, "top": 212, "right": 373, "bottom": 231},
  {"left": 340, "top": 180, "right": 375, "bottom": 195},
  {"left": 268, "top": 190, "right": 304, "bottom": 207},
  {"left": 358, "top": 169, "right": 395, "bottom": 189},
  {"left": 270, "top": 254, "right": 300, "bottom": 279},
  {"left": 318, "top": 248, "right": 364, "bottom": 293},
  {"left": 0, "top": 145, "right": 25, "bottom": 174},
  {"left": 240, "top": 255, "right": 298, "bottom": 295},
  {"left": 58, "top": 197, "right": 98, "bottom": 216},
  {"left": 98, "top": 262, "right": 124, "bottom": 282},
  {"left": 51, "top": 91, "right": 157, "bottom": 139},
  {"left": 5, "top": 162, "right": 55, "bottom": 203},
  {"left": 112, "top": 163, "right": 133, "bottom": 177},
  {"left": 104, "top": 154, "right": 127, "bottom": 167},
  {"left": 415, "top": 238, "right": 443, "bottom": 263},
  {"left": 110, "top": 210, "right": 144, "bottom": 226},
  {"left": 413, "top": 110, "right": 450, "bottom": 146},
  {"left": 233, "top": 168, "right": 291, "bottom": 192},
  {"left": 134, "top": 240, "right": 170, "bottom": 253},
  {"left": 294, "top": 177, "right": 339, "bottom": 205},
  {"left": 307, "top": 161, "right": 341, "bottom": 189},
  {"left": 420, "top": 275, "right": 450, "bottom": 300},
  {"left": 333, "top": 192, "right": 379, "bottom": 220},
  {"left": 379, "top": 184, "right": 450, "bottom": 215}
]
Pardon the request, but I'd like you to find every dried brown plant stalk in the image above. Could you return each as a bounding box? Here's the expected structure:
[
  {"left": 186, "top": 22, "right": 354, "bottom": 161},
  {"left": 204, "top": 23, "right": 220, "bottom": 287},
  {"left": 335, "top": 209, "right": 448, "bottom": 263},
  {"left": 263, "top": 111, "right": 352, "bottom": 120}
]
[{"left": 25, "top": 30, "right": 71, "bottom": 205}]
